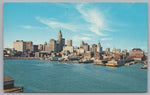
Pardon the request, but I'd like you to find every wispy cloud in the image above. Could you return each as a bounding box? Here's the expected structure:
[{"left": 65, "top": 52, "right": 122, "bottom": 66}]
[
  {"left": 76, "top": 4, "right": 117, "bottom": 36},
  {"left": 73, "top": 36, "right": 91, "bottom": 41},
  {"left": 80, "top": 37, "right": 91, "bottom": 40},
  {"left": 101, "top": 38, "right": 112, "bottom": 41},
  {"left": 35, "top": 17, "right": 80, "bottom": 32},
  {"left": 83, "top": 33, "right": 95, "bottom": 37},
  {"left": 20, "top": 25, "right": 49, "bottom": 30}
]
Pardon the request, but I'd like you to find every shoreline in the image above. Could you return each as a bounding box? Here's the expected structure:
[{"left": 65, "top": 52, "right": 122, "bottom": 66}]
[
  {"left": 4, "top": 57, "right": 147, "bottom": 69},
  {"left": 4, "top": 57, "right": 40, "bottom": 59}
]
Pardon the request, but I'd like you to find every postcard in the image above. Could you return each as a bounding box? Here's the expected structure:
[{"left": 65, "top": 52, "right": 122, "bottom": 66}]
[{"left": 3, "top": 3, "right": 147, "bottom": 93}]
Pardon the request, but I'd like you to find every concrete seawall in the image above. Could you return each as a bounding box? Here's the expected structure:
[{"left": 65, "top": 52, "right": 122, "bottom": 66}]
[{"left": 4, "top": 57, "right": 40, "bottom": 59}]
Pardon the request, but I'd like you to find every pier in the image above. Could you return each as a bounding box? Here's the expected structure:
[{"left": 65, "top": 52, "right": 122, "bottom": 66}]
[{"left": 4, "top": 76, "right": 24, "bottom": 93}]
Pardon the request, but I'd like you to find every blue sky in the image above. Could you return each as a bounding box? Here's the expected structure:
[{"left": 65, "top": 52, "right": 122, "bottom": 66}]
[{"left": 4, "top": 3, "right": 147, "bottom": 52}]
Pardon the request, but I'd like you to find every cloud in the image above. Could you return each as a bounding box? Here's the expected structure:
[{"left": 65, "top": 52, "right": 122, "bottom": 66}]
[
  {"left": 101, "top": 38, "right": 112, "bottom": 41},
  {"left": 35, "top": 17, "right": 79, "bottom": 32},
  {"left": 73, "top": 36, "right": 91, "bottom": 41},
  {"left": 83, "top": 33, "right": 95, "bottom": 37},
  {"left": 76, "top": 4, "right": 116, "bottom": 36},
  {"left": 20, "top": 25, "right": 49, "bottom": 30},
  {"left": 21, "top": 25, "right": 32, "bottom": 29},
  {"left": 80, "top": 37, "right": 91, "bottom": 40}
]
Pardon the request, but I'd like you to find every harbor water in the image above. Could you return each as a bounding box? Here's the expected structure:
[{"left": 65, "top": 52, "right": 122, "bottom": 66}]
[{"left": 4, "top": 59, "right": 147, "bottom": 92}]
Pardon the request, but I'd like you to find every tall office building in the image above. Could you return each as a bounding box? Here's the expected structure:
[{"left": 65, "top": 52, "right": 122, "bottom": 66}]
[
  {"left": 83, "top": 43, "right": 89, "bottom": 52},
  {"left": 46, "top": 39, "right": 57, "bottom": 52},
  {"left": 97, "top": 41, "right": 102, "bottom": 53},
  {"left": 116, "top": 49, "right": 121, "bottom": 54},
  {"left": 80, "top": 41, "right": 84, "bottom": 48},
  {"left": 25, "top": 41, "right": 33, "bottom": 51},
  {"left": 105, "top": 48, "right": 110, "bottom": 54},
  {"left": 43, "top": 42, "right": 47, "bottom": 51},
  {"left": 13, "top": 40, "right": 26, "bottom": 52},
  {"left": 56, "top": 30, "right": 65, "bottom": 52},
  {"left": 67, "top": 40, "right": 72, "bottom": 46},
  {"left": 90, "top": 44, "right": 97, "bottom": 53},
  {"left": 38, "top": 44, "right": 43, "bottom": 51},
  {"left": 112, "top": 48, "right": 116, "bottom": 53},
  {"left": 33, "top": 45, "right": 38, "bottom": 52}
]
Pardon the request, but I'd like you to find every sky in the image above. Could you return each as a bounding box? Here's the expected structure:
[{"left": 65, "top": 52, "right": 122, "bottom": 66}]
[{"left": 4, "top": 3, "right": 148, "bottom": 52}]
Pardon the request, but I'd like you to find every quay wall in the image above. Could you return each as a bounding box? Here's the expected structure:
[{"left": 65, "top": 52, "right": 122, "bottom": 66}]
[{"left": 4, "top": 57, "right": 40, "bottom": 59}]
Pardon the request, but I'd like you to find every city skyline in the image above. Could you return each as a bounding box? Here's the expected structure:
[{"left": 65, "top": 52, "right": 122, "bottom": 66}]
[{"left": 4, "top": 3, "right": 147, "bottom": 52}]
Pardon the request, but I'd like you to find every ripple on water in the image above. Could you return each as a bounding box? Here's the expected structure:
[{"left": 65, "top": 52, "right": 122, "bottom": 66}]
[{"left": 4, "top": 59, "right": 147, "bottom": 92}]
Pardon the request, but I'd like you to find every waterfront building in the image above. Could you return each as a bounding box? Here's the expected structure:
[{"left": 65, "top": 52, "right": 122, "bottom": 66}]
[
  {"left": 112, "top": 48, "right": 116, "bottom": 53},
  {"left": 43, "top": 42, "right": 47, "bottom": 51},
  {"left": 63, "top": 46, "right": 74, "bottom": 53},
  {"left": 46, "top": 39, "right": 57, "bottom": 52},
  {"left": 114, "top": 54, "right": 123, "bottom": 60},
  {"left": 33, "top": 45, "right": 38, "bottom": 52},
  {"left": 38, "top": 44, "right": 43, "bottom": 51},
  {"left": 73, "top": 46, "right": 79, "bottom": 53},
  {"left": 78, "top": 48, "right": 85, "bottom": 54},
  {"left": 102, "top": 55, "right": 112, "bottom": 60},
  {"left": 4, "top": 76, "right": 23, "bottom": 93},
  {"left": 105, "top": 48, "right": 110, "bottom": 55},
  {"left": 129, "top": 48, "right": 144, "bottom": 59},
  {"left": 94, "top": 52, "right": 102, "bottom": 60},
  {"left": 116, "top": 49, "right": 121, "bottom": 54},
  {"left": 84, "top": 51, "right": 92, "bottom": 59},
  {"left": 80, "top": 41, "right": 84, "bottom": 48},
  {"left": 24, "top": 41, "right": 33, "bottom": 51},
  {"left": 83, "top": 43, "right": 89, "bottom": 52},
  {"left": 90, "top": 44, "right": 97, "bottom": 53},
  {"left": 67, "top": 40, "right": 72, "bottom": 46},
  {"left": 35, "top": 52, "right": 40, "bottom": 57},
  {"left": 97, "top": 41, "right": 103, "bottom": 54},
  {"left": 13, "top": 40, "right": 26, "bottom": 52},
  {"left": 122, "top": 49, "right": 128, "bottom": 55},
  {"left": 4, "top": 48, "right": 12, "bottom": 54},
  {"left": 106, "top": 59, "right": 125, "bottom": 67}
]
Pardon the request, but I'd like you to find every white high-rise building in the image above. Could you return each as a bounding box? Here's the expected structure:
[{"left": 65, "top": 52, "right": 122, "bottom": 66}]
[
  {"left": 97, "top": 41, "right": 102, "bottom": 53},
  {"left": 13, "top": 40, "right": 26, "bottom": 52}
]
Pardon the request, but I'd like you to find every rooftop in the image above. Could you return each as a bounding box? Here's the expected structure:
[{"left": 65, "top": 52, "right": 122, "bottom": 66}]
[
  {"left": 132, "top": 48, "right": 142, "bottom": 51},
  {"left": 4, "top": 76, "right": 14, "bottom": 82}
]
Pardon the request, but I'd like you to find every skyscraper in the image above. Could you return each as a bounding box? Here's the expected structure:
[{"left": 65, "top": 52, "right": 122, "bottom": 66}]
[
  {"left": 83, "top": 43, "right": 89, "bottom": 52},
  {"left": 56, "top": 29, "right": 65, "bottom": 52},
  {"left": 24, "top": 41, "right": 33, "bottom": 51},
  {"left": 57, "top": 30, "right": 62, "bottom": 43},
  {"left": 33, "top": 45, "right": 38, "bottom": 52},
  {"left": 67, "top": 40, "right": 72, "bottom": 46},
  {"left": 105, "top": 48, "right": 110, "bottom": 55},
  {"left": 38, "top": 44, "right": 43, "bottom": 51},
  {"left": 90, "top": 44, "right": 97, "bottom": 53},
  {"left": 43, "top": 42, "right": 47, "bottom": 51},
  {"left": 45, "top": 30, "right": 65, "bottom": 53},
  {"left": 46, "top": 39, "right": 57, "bottom": 52},
  {"left": 112, "top": 48, "right": 116, "bottom": 53},
  {"left": 80, "top": 41, "right": 84, "bottom": 48},
  {"left": 97, "top": 41, "right": 102, "bottom": 53},
  {"left": 13, "top": 40, "right": 26, "bottom": 52}
]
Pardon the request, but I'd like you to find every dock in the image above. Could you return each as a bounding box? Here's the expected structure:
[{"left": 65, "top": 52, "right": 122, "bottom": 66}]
[{"left": 4, "top": 76, "right": 23, "bottom": 93}]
